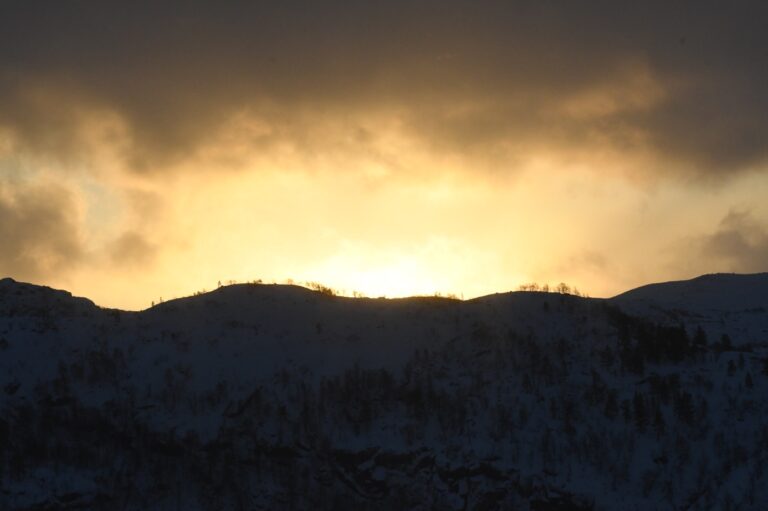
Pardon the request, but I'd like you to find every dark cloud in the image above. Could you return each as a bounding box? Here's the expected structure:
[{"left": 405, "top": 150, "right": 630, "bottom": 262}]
[
  {"left": 1, "top": 1, "right": 767, "bottom": 177},
  {"left": 107, "top": 231, "right": 157, "bottom": 268},
  {"left": 698, "top": 210, "right": 768, "bottom": 272},
  {"left": 0, "top": 183, "right": 84, "bottom": 279}
]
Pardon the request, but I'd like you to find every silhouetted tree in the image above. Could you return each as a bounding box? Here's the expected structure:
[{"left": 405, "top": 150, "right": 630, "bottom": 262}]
[
  {"left": 653, "top": 407, "right": 666, "bottom": 438},
  {"left": 604, "top": 391, "right": 618, "bottom": 420},
  {"left": 633, "top": 393, "right": 647, "bottom": 432},
  {"left": 693, "top": 326, "right": 708, "bottom": 347},
  {"left": 674, "top": 392, "right": 695, "bottom": 426}
]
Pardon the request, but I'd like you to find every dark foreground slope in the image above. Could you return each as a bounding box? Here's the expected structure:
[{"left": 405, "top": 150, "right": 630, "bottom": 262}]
[{"left": 1, "top": 276, "right": 768, "bottom": 510}]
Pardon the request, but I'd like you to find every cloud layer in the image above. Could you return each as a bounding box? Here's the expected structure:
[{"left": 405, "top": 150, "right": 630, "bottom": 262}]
[
  {"left": 698, "top": 210, "right": 768, "bottom": 273},
  {"left": 1, "top": 1, "right": 767, "bottom": 177},
  {"left": 0, "top": 182, "right": 84, "bottom": 280}
]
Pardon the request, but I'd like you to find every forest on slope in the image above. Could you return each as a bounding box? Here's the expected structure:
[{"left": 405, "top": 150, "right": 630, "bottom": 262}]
[{"left": 1, "top": 274, "right": 767, "bottom": 510}]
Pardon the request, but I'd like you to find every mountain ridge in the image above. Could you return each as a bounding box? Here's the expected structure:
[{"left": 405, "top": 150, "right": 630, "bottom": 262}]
[
  {"left": 5, "top": 271, "right": 768, "bottom": 313},
  {"left": 1, "top": 272, "right": 767, "bottom": 509},
  {"left": 612, "top": 272, "right": 768, "bottom": 307}
]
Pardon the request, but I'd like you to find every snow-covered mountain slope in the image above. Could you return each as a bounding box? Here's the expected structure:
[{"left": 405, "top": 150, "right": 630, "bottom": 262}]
[
  {"left": 612, "top": 273, "right": 768, "bottom": 311},
  {"left": 611, "top": 273, "right": 768, "bottom": 345},
  {"left": 1, "top": 276, "right": 768, "bottom": 510}
]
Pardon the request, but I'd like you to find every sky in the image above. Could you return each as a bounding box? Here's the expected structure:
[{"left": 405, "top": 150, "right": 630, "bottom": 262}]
[{"left": 1, "top": 1, "right": 768, "bottom": 310}]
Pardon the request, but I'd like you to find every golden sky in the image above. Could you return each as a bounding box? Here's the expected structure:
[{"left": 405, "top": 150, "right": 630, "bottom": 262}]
[{"left": 1, "top": 1, "right": 768, "bottom": 309}]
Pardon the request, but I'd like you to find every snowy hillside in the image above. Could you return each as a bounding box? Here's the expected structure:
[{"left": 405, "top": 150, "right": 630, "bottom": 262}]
[
  {"left": 1, "top": 275, "right": 768, "bottom": 510},
  {"left": 612, "top": 273, "right": 768, "bottom": 312},
  {"left": 612, "top": 273, "right": 768, "bottom": 346}
]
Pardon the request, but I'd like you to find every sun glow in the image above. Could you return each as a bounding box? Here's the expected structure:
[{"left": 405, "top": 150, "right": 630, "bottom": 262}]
[{"left": 309, "top": 259, "right": 441, "bottom": 298}]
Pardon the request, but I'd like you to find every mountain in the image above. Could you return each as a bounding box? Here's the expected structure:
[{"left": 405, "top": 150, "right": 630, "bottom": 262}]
[
  {"left": 1, "top": 275, "right": 768, "bottom": 510},
  {"left": 612, "top": 273, "right": 768, "bottom": 311},
  {"left": 612, "top": 273, "right": 768, "bottom": 345}
]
